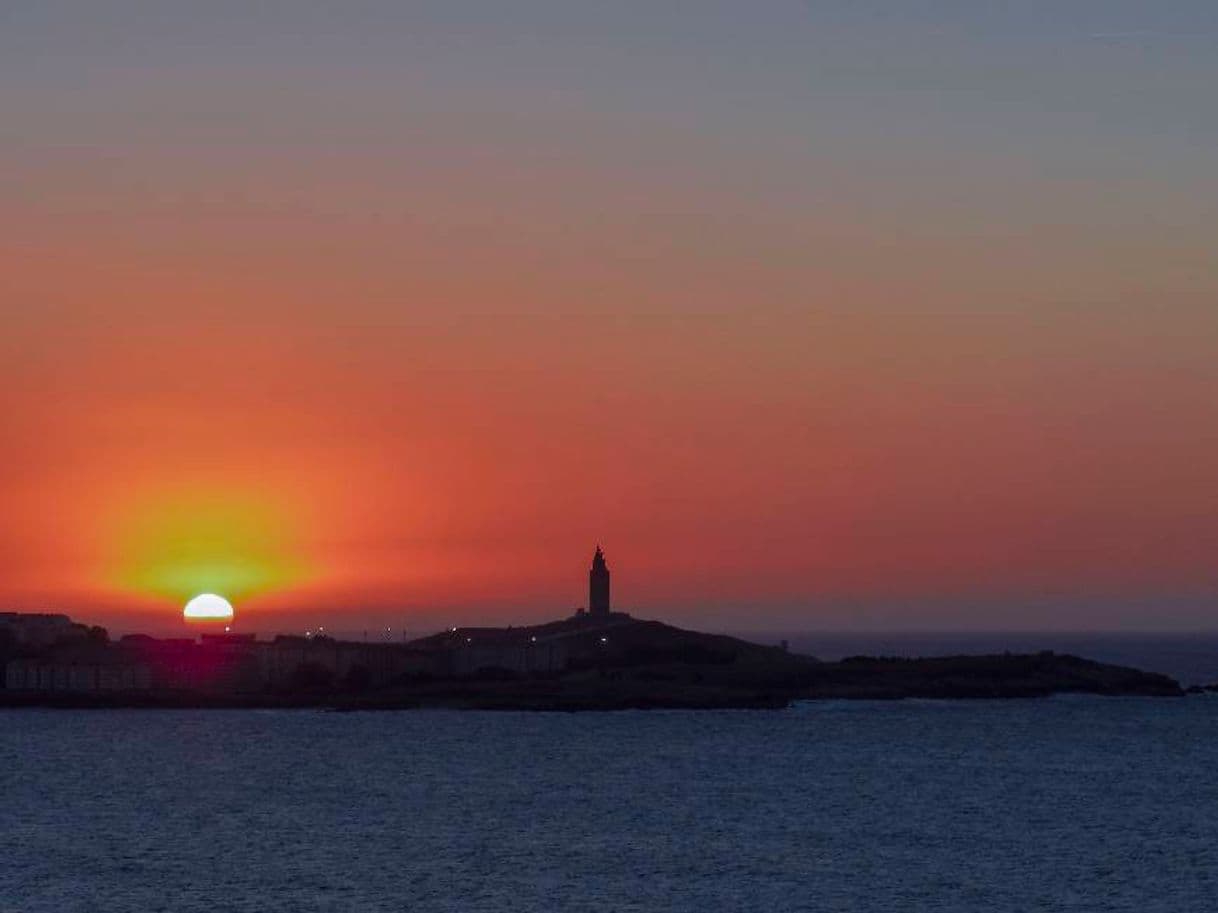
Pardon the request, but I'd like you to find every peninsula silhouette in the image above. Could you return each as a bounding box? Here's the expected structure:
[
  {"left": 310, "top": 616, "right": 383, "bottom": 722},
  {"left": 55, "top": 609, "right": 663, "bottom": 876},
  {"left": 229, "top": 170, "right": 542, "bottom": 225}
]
[{"left": 0, "top": 549, "right": 1184, "bottom": 709}]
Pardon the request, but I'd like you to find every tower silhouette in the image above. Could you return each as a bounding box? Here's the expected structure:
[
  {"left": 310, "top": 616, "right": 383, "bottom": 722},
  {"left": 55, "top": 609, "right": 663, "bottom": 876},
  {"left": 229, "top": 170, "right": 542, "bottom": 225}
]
[{"left": 589, "top": 546, "right": 611, "bottom": 616}]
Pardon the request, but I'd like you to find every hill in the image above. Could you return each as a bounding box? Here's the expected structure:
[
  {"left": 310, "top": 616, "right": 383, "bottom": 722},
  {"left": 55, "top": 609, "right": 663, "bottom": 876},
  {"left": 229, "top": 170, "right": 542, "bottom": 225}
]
[{"left": 1, "top": 614, "right": 1184, "bottom": 710}]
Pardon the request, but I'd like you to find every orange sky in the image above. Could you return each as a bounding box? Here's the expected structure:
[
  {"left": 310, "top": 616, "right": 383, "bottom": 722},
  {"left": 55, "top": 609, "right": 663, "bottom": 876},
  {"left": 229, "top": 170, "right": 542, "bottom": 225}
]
[{"left": 3, "top": 4, "right": 1217, "bottom": 633}]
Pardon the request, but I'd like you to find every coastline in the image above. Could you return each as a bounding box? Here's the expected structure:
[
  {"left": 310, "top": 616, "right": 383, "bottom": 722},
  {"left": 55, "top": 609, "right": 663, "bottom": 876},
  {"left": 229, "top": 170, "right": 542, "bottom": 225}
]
[
  {"left": 3, "top": 613, "right": 1187, "bottom": 711},
  {"left": 0, "top": 650, "right": 1185, "bottom": 712}
]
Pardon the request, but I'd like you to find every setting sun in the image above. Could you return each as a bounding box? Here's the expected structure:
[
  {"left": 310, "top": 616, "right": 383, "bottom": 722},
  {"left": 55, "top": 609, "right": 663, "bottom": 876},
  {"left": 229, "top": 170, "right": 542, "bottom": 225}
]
[{"left": 183, "top": 593, "right": 235, "bottom": 623}]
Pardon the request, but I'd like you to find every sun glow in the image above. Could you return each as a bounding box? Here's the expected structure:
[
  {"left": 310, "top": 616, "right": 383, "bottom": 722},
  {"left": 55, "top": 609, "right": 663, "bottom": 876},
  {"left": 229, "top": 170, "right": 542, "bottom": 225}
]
[
  {"left": 103, "top": 488, "right": 313, "bottom": 612},
  {"left": 183, "top": 593, "right": 235, "bottom": 622}
]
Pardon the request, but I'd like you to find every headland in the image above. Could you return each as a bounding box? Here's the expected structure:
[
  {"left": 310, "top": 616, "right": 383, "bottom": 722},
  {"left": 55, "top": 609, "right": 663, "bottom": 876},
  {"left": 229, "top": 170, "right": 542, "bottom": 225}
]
[
  {"left": 0, "top": 550, "right": 1186, "bottom": 709},
  {"left": 0, "top": 612, "right": 1184, "bottom": 711}
]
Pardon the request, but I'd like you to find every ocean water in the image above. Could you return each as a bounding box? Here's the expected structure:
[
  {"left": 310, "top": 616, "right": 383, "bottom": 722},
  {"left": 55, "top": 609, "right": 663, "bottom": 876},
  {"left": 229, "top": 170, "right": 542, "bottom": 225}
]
[{"left": 4, "top": 700, "right": 1218, "bottom": 912}]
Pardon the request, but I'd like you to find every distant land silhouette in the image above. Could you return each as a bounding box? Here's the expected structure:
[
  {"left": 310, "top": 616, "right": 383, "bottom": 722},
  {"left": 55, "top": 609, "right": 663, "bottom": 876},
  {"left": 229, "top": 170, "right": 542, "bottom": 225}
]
[{"left": 0, "top": 549, "right": 1187, "bottom": 709}]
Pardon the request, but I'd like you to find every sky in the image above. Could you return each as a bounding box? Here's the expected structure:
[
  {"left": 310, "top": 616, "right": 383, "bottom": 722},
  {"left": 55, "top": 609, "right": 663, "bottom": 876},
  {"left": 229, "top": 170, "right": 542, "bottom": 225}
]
[{"left": 2, "top": 2, "right": 1216, "bottom": 634}]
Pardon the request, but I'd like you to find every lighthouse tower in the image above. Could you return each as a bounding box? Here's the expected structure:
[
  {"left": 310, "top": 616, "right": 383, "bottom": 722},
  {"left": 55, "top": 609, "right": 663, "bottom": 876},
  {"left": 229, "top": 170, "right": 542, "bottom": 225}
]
[{"left": 589, "top": 546, "right": 611, "bottom": 617}]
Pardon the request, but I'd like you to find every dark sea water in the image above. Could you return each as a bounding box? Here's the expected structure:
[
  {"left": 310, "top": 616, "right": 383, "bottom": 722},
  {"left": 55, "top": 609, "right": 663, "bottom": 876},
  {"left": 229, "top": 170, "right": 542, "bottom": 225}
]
[{"left": 4, "top": 699, "right": 1218, "bottom": 912}]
